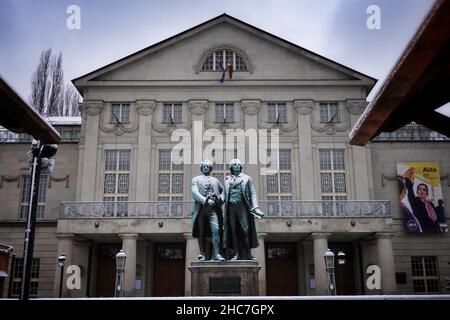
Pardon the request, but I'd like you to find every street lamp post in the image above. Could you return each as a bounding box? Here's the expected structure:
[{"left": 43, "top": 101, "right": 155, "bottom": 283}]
[
  {"left": 115, "top": 249, "right": 127, "bottom": 297},
  {"left": 57, "top": 253, "right": 66, "bottom": 298},
  {"left": 324, "top": 249, "right": 336, "bottom": 295},
  {"left": 20, "top": 141, "right": 57, "bottom": 300}
]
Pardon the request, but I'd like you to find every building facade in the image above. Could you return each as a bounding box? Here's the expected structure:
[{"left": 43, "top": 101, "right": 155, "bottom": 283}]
[{"left": 0, "top": 15, "right": 449, "bottom": 297}]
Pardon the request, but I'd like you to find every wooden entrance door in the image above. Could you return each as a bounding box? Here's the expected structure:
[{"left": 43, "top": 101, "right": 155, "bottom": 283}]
[
  {"left": 266, "top": 243, "right": 298, "bottom": 295},
  {"left": 96, "top": 244, "right": 121, "bottom": 297},
  {"left": 153, "top": 243, "right": 185, "bottom": 296},
  {"left": 329, "top": 242, "right": 356, "bottom": 295}
]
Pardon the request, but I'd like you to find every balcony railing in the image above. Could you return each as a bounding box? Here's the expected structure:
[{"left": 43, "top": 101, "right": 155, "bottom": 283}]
[
  {"left": 372, "top": 123, "right": 449, "bottom": 142},
  {"left": 59, "top": 200, "right": 390, "bottom": 219}
]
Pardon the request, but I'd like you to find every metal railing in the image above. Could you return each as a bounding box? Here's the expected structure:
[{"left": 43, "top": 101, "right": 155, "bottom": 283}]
[
  {"left": 0, "top": 126, "right": 80, "bottom": 143},
  {"left": 373, "top": 123, "right": 449, "bottom": 142},
  {"left": 59, "top": 200, "right": 390, "bottom": 219}
]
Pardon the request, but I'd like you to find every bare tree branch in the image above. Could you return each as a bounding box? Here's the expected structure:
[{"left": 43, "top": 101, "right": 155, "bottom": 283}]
[
  {"left": 48, "top": 53, "right": 64, "bottom": 116},
  {"left": 29, "top": 48, "right": 80, "bottom": 117},
  {"left": 30, "top": 48, "right": 52, "bottom": 115}
]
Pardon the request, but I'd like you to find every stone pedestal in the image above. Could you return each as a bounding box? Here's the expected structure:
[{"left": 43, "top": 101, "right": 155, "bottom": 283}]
[{"left": 189, "top": 261, "right": 260, "bottom": 296}]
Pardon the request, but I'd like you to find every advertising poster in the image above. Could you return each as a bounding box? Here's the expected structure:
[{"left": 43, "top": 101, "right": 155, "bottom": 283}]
[{"left": 397, "top": 162, "right": 448, "bottom": 233}]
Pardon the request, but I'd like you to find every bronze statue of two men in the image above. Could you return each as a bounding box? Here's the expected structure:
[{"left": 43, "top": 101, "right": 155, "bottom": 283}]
[{"left": 191, "top": 159, "right": 264, "bottom": 261}]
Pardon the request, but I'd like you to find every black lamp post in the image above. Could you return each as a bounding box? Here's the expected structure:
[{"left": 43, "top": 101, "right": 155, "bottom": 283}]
[
  {"left": 115, "top": 249, "right": 127, "bottom": 297},
  {"left": 20, "top": 141, "right": 57, "bottom": 300},
  {"left": 324, "top": 249, "right": 336, "bottom": 295},
  {"left": 57, "top": 253, "right": 66, "bottom": 298}
]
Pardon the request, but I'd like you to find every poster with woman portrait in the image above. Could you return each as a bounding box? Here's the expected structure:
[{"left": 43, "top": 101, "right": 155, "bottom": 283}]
[{"left": 397, "top": 162, "right": 448, "bottom": 233}]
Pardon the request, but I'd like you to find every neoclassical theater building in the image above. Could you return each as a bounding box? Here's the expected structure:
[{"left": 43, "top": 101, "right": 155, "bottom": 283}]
[{"left": 0, "top": 14, "right": 449, "bottom": 298}]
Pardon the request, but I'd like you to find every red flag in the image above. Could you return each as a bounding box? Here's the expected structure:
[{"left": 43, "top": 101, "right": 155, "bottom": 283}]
[{"left": 227, "top": 62, "right": 233, "bottom": 80}]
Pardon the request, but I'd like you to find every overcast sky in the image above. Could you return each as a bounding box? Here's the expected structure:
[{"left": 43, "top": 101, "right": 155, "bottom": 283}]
[{"left": 0, "top": 0, "right": 436, "bottom": 104}]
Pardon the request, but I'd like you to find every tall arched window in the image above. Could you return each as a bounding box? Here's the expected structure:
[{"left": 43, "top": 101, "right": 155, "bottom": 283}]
[{"left": 201, "top": 49, "right": 248, "bottom": 71}]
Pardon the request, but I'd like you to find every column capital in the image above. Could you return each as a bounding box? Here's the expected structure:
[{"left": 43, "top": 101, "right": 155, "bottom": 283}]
[
  {"left": 183, "top": 233, "right": 194, "bottom": 240},
  {"left": 241, "top": 100, "right": 261, "bottom": 115},
  {"left": 294, "top": 99, "right": 314, "bottom": 115},
  {"left": 136, "top": 100, "right": 156, "bottom": 116},
  {"left": 345, "top": 99, "right": 368, "bottom": 115},
  {"left": 81, "top": 100, "right": 104, "bottom": 116},
  {"left": 257, "top": 232, "right": 268, "bottom": 239},
  {"left": 311, "top": 232, "right": 332, "bottom": 240},
  {"left": 188, "top": 100, "right": 208, "bottom": 115},
  {"left": 375, "top": 232, "right": 395, "bottom": 239},
  {"left": 119, "top": 233, "right": 140, "bottom": 240}
]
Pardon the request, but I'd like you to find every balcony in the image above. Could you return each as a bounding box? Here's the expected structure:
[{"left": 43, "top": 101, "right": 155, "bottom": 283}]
[{"left": 59, "top": 200, "right": 390, "bottom": 219}]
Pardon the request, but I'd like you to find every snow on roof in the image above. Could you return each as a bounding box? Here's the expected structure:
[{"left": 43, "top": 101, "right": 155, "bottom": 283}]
[{"left": 46, "top": 116, "right": 81, "bottom": 125}]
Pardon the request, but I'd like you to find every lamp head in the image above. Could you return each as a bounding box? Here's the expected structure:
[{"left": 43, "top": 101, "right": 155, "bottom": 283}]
[
  {"left": 115, "top": 249, "right": 127, "bottom": 271},
  {"left": 337, "top": 251, "right": 346, "bottom": 265},
  {"left": 57, "top": 253, "right": 66, "bottom": 267},
  {"left": 323, "top": 249, "right": 335, "bottom": 269}
]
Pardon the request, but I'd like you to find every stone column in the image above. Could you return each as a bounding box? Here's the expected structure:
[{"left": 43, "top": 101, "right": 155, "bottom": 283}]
[
  {"left": 241, "top": 100, "right": 260, "bottom": 187},
  {"left": 252, "top": 232, "right": 267, "bottom": 295},
  {"left": 119, "top": 233, "right": 139, "bottom": 297},
  {"left": 53, "top": 234, "right": 75, "bottom": 297},
  {"left": 312, "top": 232, "right": 331, "bottom": 295},
  {"left": 77, "top": 101, "right": 102, "bottom": 200},
  {"left": 294, "top": 100, "right": 314, "bottom": 199},
  {"left": 183, "top": 233, "right": 197, "bottom": 296},
  {"left": 376, "top": 232, "right": 397, "bottom": 294},
  {"left": 136, "top": 101, "right": 155, "bottom": 201}
]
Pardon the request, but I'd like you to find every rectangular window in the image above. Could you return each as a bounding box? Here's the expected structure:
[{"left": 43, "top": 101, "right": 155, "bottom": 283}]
[
  {"left": 20, "top": 175, "right": 48, "bottom": 220},
  {"left": 111, "top": 103, "right": 130, "bottom": 124},
  {"left": 215, "top": 103, "right": 234, "bottom": 122},
  {"left": 158, "top": 150, "right": 184, "bottom": 217},
  {"left": 10, "top": 257, "right": 40, "bottom": 298},
  {"left": 319, "top": 149, "right": 347, "bottom": 215},
  {"left": 411, "top": 256, "right": 440, "bottom": 293},
  {"left": 266, "top": 149, "right": 292, "bottom": 217},
  {"left": 163, "top": 103, "right": 182, "bottom": 124},
  {"left": 319, "top": 103, "right": 339, "bottom": 123},
  {"left": 103, "top": 150, "right": 131, "bottom": 217},
  {"left": 268, "top": 103, "right": 287, "bottom": 123},
  {"left": 211, "top": 148, "right": 237, "bottom": 185}
]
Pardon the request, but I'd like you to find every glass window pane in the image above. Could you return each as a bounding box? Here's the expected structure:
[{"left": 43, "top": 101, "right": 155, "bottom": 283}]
[
  {"left": 215, "top": 50, "right": 223, "bottom": 70},
  {"left": 278, "top": 104, "right": 287, "bottom": 123},
  {"left": 215, "top": 103, "right": 224, "bottom": 122},
  {"left": 268, "top": 104, "right": 277, "bottom": 123},
  {"left": 111, "top": 104, "right": 120, "bottom": 123},
  {"left": 225, "top": 103, "right": 234, "bottom": 122},
  {"left": 235, "top": 54, "right": 247, "bottom": 71},
  {"left": 163, "top": 104, "right": 172, "bottom": 123},
  {"left": 121, "top": 104, "right": 130, "bottom": 123},
  {"left": 279, "top": 173, "right": 292, "bottom": 193},
  {"left": 319, "top": 150, "right": 331, "bottom": 170},
  {"left": 173, "top": 104, "right": 182, "bottom": 123},
  {"left": 118, "top": 150, "right": 131, "bottom": 171},
  {"left": 202, "top": 54, "right": 214, "bottom": 71},
  {"left": 279, "top": 149, "right": 291, "bottom": 170},
  {"left": 105, "top": 150, "right": 118, "bottom": 170},
  {"left": 333, "top": 150, "right": 345, "bottom": 170},
  {"left": 320, "top": 173, "right": 332, "bottom": 193},
  {"left": 158, "top": 174, "right": 170, "bottom": 193},
  {"left": 159, "top": 150, "right": 171, "bottom": 170}
]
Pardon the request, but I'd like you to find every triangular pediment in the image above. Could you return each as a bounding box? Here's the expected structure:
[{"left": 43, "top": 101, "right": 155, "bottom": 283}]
[{"left": 73, "top": 14, "right": 375, "bottom": 86}]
